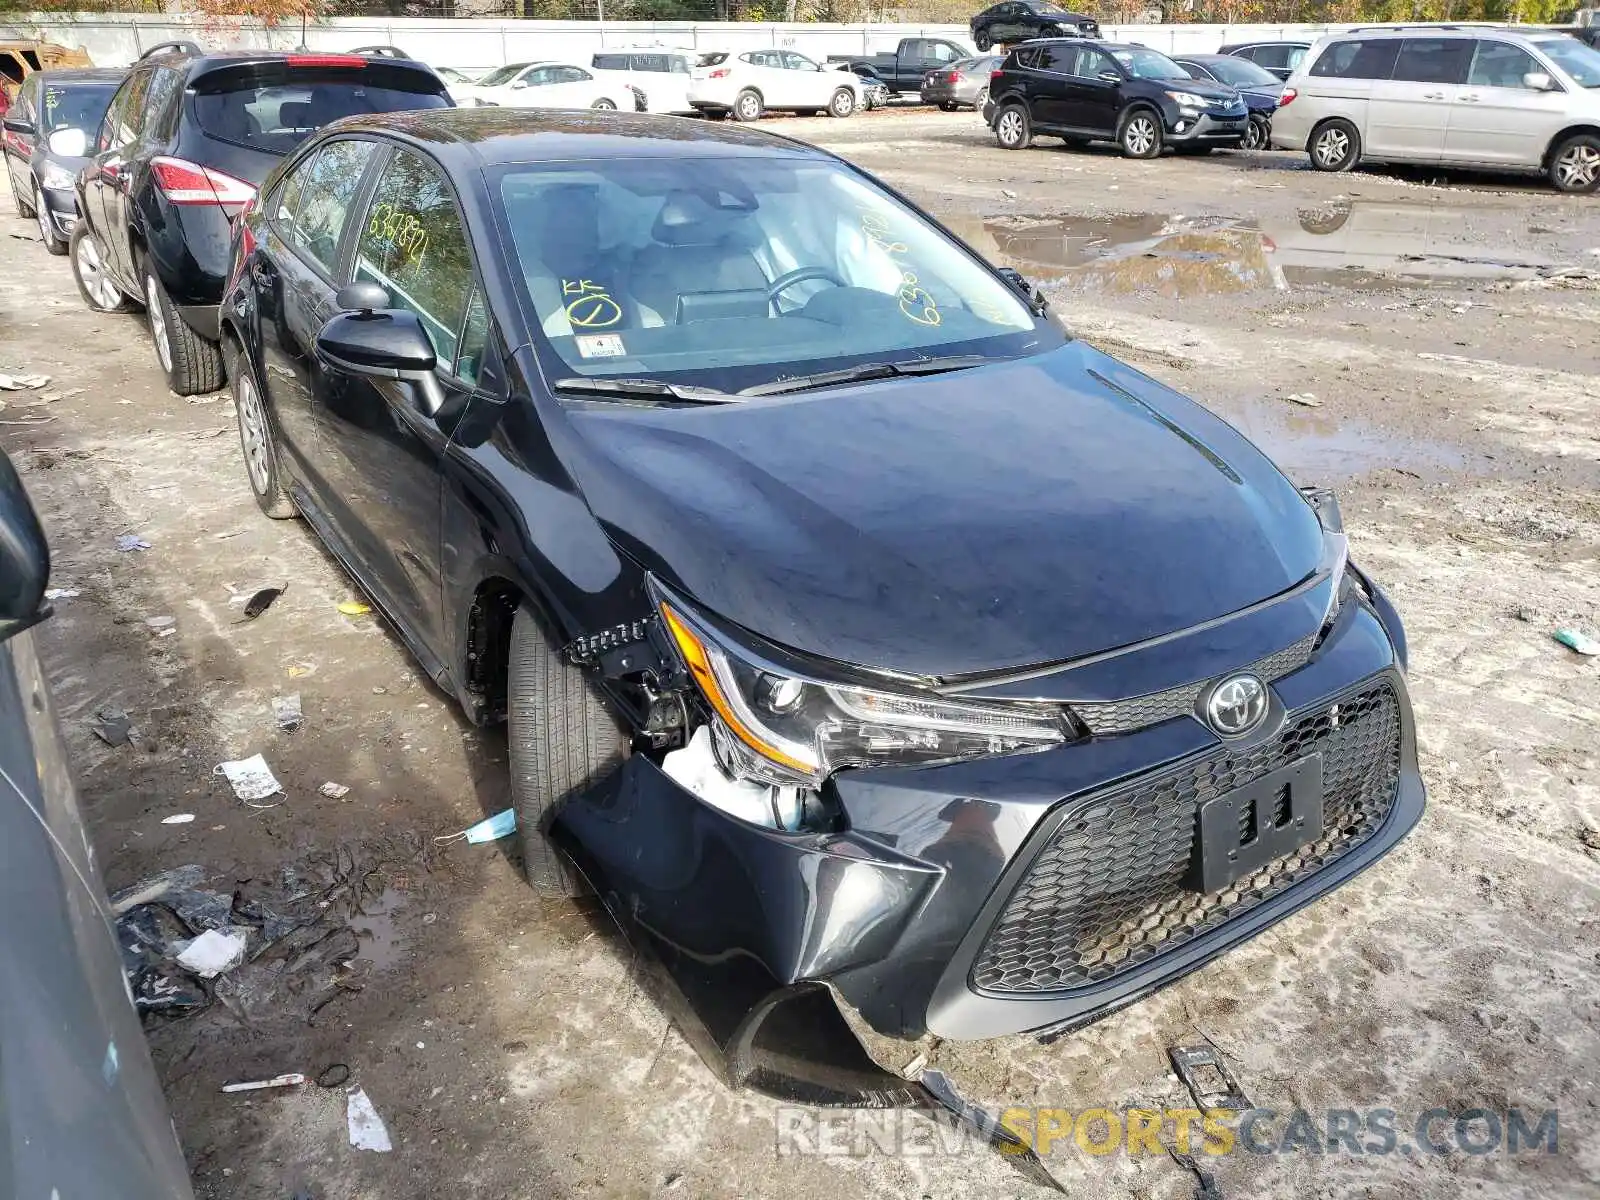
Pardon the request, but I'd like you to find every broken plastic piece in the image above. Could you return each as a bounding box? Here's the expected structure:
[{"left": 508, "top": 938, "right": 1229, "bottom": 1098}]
[
  {"left": 161, "top": 814, "right": 196, "bottom": 825},
  {"left": 337, "top": 600, "right": 372, "bottom": 616},
  {"left": 215, "top": 754, "right": 284, "bottom": 806},
  {"left": 1284, "top": 392, "right": 1321, "bottom": 407},
  {"left": 1169, "top": 1043, "right": 1251, "bottom": 1111},
  {"left": 90, "top": 705, "right": 132, "bottom": 746},
  {"left": 115, "top": 534, "right": 151, "bottom": 552},
  {"left": 242, "top": 586, "right": 285, "bottom": 619},
  {"left": 0, "top": 372, "right": 49, "bottom": 390},
  {"left": 272, "top": 693, "right": 303, "bottom": 732},
  {"left": 319, "top": 781, "right": 351, "bottom": 799},
  {"left": 176, "top": 927, "right": 249, "bottom": 978},
  {"left": 1553, "top": 628, "right": 1600, "bottom": 656},
  {"left": 44, "top": 587, "right": 79, "bottom": 600},
  {"left": 918, "top": 1069, "right": 1062, "bottom": 1193},
  {"left": 221, "top": 1073, "right": 307, "bottom": 1093},
  {"left": 145, "top": 615, "right": 176, "bottom": 631},
  {"left": 346, "top": 1087, "right": 393, "bottom": 1152},
  {"left": 661, "top": 725, "right": 806, "bottom": 830}
]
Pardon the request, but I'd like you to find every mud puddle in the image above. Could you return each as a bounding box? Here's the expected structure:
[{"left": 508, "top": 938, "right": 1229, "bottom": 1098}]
[
  {"left": 949, "top": 201, "right": 1569, "bottom": 297},
  {"left": 1218, "top": 400, "right": 1470, "bottom": 483}
]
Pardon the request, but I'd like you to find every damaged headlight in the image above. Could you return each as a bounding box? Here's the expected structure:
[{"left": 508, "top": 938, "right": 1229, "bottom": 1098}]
[
  {"left": 657, "top": 592, "right": 1069, "bottom": 788},
  {"left": 1302, "top": 486, "right": 1361, "bottom": 630}
]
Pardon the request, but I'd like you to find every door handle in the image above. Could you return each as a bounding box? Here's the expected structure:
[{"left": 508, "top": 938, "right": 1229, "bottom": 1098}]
[
  {"left": 1422, "top": 91, "right": 1444, "bottom": 100},
  {"left": 250, "top": 259, "right": 275, "bottom": 287},
  {"left": 1457, "top": 92, "right": 1479, "bottom": 102}
]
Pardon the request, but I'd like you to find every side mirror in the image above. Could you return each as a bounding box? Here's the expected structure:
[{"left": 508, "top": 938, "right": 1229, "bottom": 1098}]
[
  {"left": 317, "top": 294, "right": 444, "bottom": 416},
  {"left": 47, "top": 127, "right": 88, "bottom": 157},
  {"left": 511, "top": 78, "right": 529, "bottom": 89},
  {"left": 0, "top": 449, "right": 50, "bottom": 634},
  {"left": 2, "top": 116, "right": 35, "bottom": 136},
  {"left": 1522, "top": 71, "right": 1556, "bottom": 92}
]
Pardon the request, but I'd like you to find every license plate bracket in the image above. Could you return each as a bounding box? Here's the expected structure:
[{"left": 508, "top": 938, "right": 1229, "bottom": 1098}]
[{"left": 1192, "top": 756, "right": 1323, "bottom": 894}]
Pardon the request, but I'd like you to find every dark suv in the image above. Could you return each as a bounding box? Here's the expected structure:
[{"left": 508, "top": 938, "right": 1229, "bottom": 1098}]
[
  {"left": 989, "top": 39, "right": 1248, "bottom": 158},
  {"left": 970, "top": 2, "right": 1099, "bottom": 52},
  {"left": 69, "top": 46, "right": 450, "bottom": 394}
]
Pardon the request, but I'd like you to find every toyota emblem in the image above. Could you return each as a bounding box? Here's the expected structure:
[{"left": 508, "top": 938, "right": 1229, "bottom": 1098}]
[{"left": 1204, "top": 673, "right": 1268, "bottom": 736}]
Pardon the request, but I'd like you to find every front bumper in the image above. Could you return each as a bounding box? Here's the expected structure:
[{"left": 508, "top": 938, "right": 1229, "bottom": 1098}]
[
  {"left": 1168, "top": 108, "right": 1250, "bottom": 143},
  {"left": 556, "top": 594, "right": 1423, "bottom": 1094},
  {"left": 37, "top": 185, "right": 79, "bottom": 237}
]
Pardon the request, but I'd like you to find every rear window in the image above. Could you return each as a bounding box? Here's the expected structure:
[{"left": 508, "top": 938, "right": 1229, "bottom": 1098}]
[
  {"left": 592, "top": 53, "right": 630, "bottom": 70},
  {"left": 1311, "top": 38, "right": 1401, "bottom": 80},
  {"left": 698, "top": 52, "right": 729, "bottom": 67},
  {"left": 193, "top": 75, "right": 449, "bottom": 156}
]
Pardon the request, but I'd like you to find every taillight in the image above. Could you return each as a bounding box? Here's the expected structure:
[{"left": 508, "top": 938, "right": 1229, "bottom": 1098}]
[
  {"left": 709, "top": 66, "right": 731, "bottom": 79},
  {"left": 1278, "top": 87, "right": 1296, "bottom": 107},
  {"left": 151, "top": 156, "right": 257, "bottom": 211},
  {"left": 990, "top": 69, "right": 1003, "bottom": 83},
  {"left": 287, "top": 54, "right": 367, "bottom": 68},
  {"left": 947, "top": 71, "right": 962, "bottom": 83}
]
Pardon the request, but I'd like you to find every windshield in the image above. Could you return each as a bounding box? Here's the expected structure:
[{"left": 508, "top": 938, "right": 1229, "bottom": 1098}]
[
  {"left": 41, "top": 81, "right": 117, "bottom": 135},
  {"left": 1532, "top": 37, "right": 1600, "bottom": 88},
  {"left": 477, "top": 63, "right": 531, "bottom": 87},
  {"left": 1197, "top": 56, "right": 1277, "bottom": 88},
  {"left": 1031, "top": 2, "right": 1068, "bottom": 12},
  {"left": 494, "top": 156, "right": 1055, "bottom": 394},
  {"left": 1110, "top": 47, "right": 1189, "bottom": 81}
]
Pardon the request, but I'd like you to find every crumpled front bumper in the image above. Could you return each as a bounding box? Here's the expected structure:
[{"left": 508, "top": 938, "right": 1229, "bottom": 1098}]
[
  {"left": 554, "top": 593, "right": 1423, "bottom": 1097},
  {"left": 1168, "top": 108, "right": 1251, "bottom": 143}
]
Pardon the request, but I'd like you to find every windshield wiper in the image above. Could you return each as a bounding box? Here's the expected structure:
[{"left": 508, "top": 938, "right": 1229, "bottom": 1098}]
[
  {"left": 738, "top": 354, "right": 1003, "bottom": 398},
  {"left": 553, "top": 377, "right": 741, "bottom": 404}
]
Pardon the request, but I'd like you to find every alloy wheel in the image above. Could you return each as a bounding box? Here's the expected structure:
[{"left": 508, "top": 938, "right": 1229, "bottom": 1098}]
[
  {"left": 1314, "top": 128, "right": 1350, "bottom": 168},
  {"left": 592, "top": 98, "right": 616, "bottom": 110},
  {"left": 1555, "top": 143, "right": 1600, "bottom": 191},
  {"left": 997, "top": 108, "right": 1023, "bottom": 145},
  {"left": 236, "top": 369, "right": 272, "bottom": 496},
  {"left": 830, "top": 89, "right": 854, "bottom": 117},
  {"left": 974, "top": 86, "right": 989, "bottom": 111},
  {"left": 1124, "top": 115, "right": 1157, "bottom": 156},
  {"left": 75, "top": 234, "right": 121, "bottom": 310},
  {"left": 736, "top": 92, "right": 761, "bottom": 121},
  {"left": 1244, "top": 118, "right": 1264, "bottom": 151},
  {"left": 33, "top": 182, "right": 54, "bottom": 246},
  {"left": 145, "top": 275, "right": 173, "bottom": 373}
]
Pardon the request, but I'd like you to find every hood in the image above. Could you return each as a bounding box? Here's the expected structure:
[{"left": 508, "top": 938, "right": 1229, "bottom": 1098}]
[
  {"left": 1240, "top": 83, "right": 1284, "bottom": 104},
  {"left": 1166, "top": 77, "right": 1244, "bottom": 105},
  {"left": 561, "top": 343, "right": 1324, "bottom": 679}
]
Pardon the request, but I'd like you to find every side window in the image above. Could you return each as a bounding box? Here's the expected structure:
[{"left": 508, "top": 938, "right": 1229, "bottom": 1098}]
[
  {"left": 1468, "top": 41, "right": 1541, "bottom": 89},
  {"left": 1012, "top": 47, "right": 1042, "bottom": 70},
  {"left": 454, "top": 289, "right": 489, "bottom": 388},
  {"left": 289, "top": 139, "right": 377, "bottom": 276},
  {"left": 591, "top": 53, "right": 628, "bottom": 71},
  {"left": 1286, "top": 47, "right": 1307, "bottom": 71},
  {"left": 562, "top": 67, "right": 592, "bottom": 83},
  {"left": 13, "top": 75, "right": 35, "bottom": 123},
  {"left": 931, "top": 42, "right": 960, "bottom": 64},
  {"left": 903, "top": 40, "right": 930, "bottom": 61},
  {"left": 635, "top": 53, "right": 667, "bottom": 73},
  {"left": 1252, "top": 46, "right": 1289, "bottom": 70},
  {"left": 106, "top": 69, "right": 151, "bottom": 150},
  {"left": 1311, "top": 39, "right": 1399, "bottom": 80},
  {"left": 1231, "top": 47, "right": 1259, "bottom": 63},
  {"left": 1393, "top": 38, "right": 1473, "bottom": 85},
  {"left": 143, "top": 66, "right": 185, "bottom": 141},
  {"left": 1038, "top": 44, "right": 1076, "bottom": 73},
  {"left": 669, "top": 56, "right": 689, "bottom": 74},
  {"left": 353, "top": 149, "right": 474, "bottom": 371},
  {"left": 1071, "top": 48, "right": 1113, "bottom": 79},
  {"left": 522, "top": 67, "right": 551, "bottom": 86}
]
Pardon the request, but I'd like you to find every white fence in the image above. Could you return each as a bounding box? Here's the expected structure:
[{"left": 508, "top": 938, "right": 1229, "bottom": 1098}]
[{"left": 0, "top": 11, "right": 1522, "bottom": 73}]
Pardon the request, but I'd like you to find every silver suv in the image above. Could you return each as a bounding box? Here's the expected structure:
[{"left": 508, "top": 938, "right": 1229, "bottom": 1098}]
[{"left": 1270, "top": 26, "right": 1600, "bottom": 193}]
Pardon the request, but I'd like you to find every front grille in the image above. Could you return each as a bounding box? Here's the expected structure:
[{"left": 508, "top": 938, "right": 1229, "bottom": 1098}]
[
  {"left": 1071, "top": 634, "right": 1316, "bottom": 737},
  {"left": 971, "top": 680, "right": 1401, "bottom": 994}
]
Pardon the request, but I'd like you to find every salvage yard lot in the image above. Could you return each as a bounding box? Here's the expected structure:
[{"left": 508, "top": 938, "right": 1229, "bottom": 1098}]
[{"left": 3, "top": 108, "right": 1599, "bottom": 1198}]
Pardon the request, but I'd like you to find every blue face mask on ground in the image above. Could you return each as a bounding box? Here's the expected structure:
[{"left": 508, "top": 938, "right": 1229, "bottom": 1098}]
[{"left": 435, "top": 808, "right": 517, "bottom": 844}]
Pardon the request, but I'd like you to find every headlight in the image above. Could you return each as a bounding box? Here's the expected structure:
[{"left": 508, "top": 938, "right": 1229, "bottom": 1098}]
[
  {"left": 41, "top": 161, "right": 76, "bottom": 191},
  {"left": 1165, "top": 90, "right": 1206, "bottom": 108},
  {"left": 658, "top": 592, "right": 1069, "bottom": 787}
]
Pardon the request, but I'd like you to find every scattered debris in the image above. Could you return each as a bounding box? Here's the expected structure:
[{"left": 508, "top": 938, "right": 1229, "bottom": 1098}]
[
  {"left": 317, "top": 1063, "right": 352, "bottom": 1088},
  {"left": 337, "top": 600, "right": 372, "bottom": 616},
  {"left": 1284, "top": 392, "right": 1321, "bottom": 407},
  {"left": 1553, "top": 628, "right": 1600, "bottom": 657},
  {"left": 176, "top": 928, "right": 250, "bottom": 978},
  {"left": 272, "top": 693, "right": 304, "bottom": 732},
  {"left": 221, "top": 1073, "right": 307, "bottom": 1093},
  {"left": 918, "top": 1069, "right": 1062, "bottom": 1192},
  {"left": 420, "top": 912, "right": 437, "bottom": 925},
  {"left": 346, "top": 1087, "right": 393, "bottom": 1153},
  {"left": 1169, "top": 1043, "right": 1252, "bottom": 1111},
  {"left": 436, "top": 808, "right": 516, "bottom": 844},
  {"left": 44, "top": 587, "right": 79, "bottom": 600},
  {"left": 242, "top": 585, "right": 285, "bottom": 619},
  {"left": 319, "top": 781, "right": 351, "bottom": 800},
  {"left": 1169, "top": 1147, "right": 1225, "bottom": 1200},
  {"left": 145, "top": 615, "right": 176, "bottom": 631},
  {"left": 112, "top": 865, "right": 236, "bottom": 930},
  {"left": 286, "top": 663, "right": 314, "bottom": 678},
  {"left": 901, "top": 1052, "right": 928, "bottom": 1078},
  {"left": 115, "top": 534, "right": 152, "bottom": 553},
  {"left": 0, "top": 372, "right": 50, "bottom": 390},
  {"left": 215, "top": 754, "right": 285, "bottom": 807},
  {"left": 90, "top": 705, "right": 132, "bottom": 747},
  {"left": 161, "top": 814, "right": 196, "bottom": 825}
]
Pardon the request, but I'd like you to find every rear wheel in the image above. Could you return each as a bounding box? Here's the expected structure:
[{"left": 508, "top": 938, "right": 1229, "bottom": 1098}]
[
  {"left": 590, "top": 97, "right": 617, "bottom": 110},
  {"left": 976, "top": 33, "right": 992, "bottom": 51},
  {"left": 69, "top": 225, "right": 133, "bottom": 313},
  {"left": 508, "top": 605, "right": 629, "bottom": 895},
  {"left": 143, "top": 263, "right": 224, "bottom": 395},
  {"left": 1548, "top": 133, "right": 1600, "bottom": 194},
  {"left": 1309, "top": 118, "right": 1360, "bottom": 172},
  {"left": 1119, "top": 108, "right": 1163, "bottom": 159},
  {"left": 733, "top": 89, "right": 764, "bottom": 122},
  {"left": 34, "top": 181, "right": 66, "bottom": 255},
  {"left": 974, "top": 85, "right": 989, "bottom": 112},
  {"left": 828, "top": 88, "right": 856, "bottom": 118},
  {"left": 1243, "top": 114, "right": 1270, "bottom": 151},
  {"left": 994, "top": 103, "right": 1031, "bottom": 150}
]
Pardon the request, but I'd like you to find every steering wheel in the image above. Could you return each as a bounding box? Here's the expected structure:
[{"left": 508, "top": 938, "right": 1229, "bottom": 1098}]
[{"left": 766, "top": 266, "right": 848, "bottom": 312}]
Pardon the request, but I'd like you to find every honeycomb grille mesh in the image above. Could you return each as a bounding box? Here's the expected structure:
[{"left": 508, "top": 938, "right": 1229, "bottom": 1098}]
[
  {"left": 970, "top": 680, "right": 1401, "bottom": 994},
  {"left": 1071, "top": 634, "right": 1318, "bottom": 737}
]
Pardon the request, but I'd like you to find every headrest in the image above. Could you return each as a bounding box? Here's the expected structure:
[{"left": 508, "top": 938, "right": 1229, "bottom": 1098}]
[
  {"left": 651, "top": 188, "right": 754, "bottom": 247},
  {"left": 278, "top": 101, "right": 311, "bottom": 129}
]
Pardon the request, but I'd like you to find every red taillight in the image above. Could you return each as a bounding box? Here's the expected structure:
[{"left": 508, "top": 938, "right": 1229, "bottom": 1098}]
[
  {"left": 990, "top": 69, "right": 1003, "bottom": 83},
  {"left": 287, "top": 54, "right": 368, "bottom": 68},
  {"left": 946, "top": 70, "right": 962, "bottom": 83},
  {"left": 1278, "top": 86, "right": 1296, "bottom": 107},
  {"left": 151, "top": 156, "right": 257, "bottom": 210},
  {"left": 709, "top": 66, "right": 731, "bottom": 79}
]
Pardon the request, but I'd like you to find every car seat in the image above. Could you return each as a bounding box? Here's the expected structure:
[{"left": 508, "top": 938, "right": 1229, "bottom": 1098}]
[{"left": 631, "top": 188, "right": 770, "bottom": 324}]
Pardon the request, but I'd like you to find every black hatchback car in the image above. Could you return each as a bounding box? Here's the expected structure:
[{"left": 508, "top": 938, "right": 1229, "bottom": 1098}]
[
  {"left": 969, "top": 1, "right": 1099, "bottom": 52},
  {"left": 69, "top": 46, "right": 450, "bottom": 395},
  {"left": 990, "top": 39, "right": 1249, "bottom": 157},
  {"left": 219, "top": 107, "right": 1422, "bottom": 1098},
  {"left": 1, "top": 67, "right": 123, "bottom": 254}
]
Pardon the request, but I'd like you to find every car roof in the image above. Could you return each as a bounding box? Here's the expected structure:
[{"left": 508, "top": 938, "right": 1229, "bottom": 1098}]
[
  {"left": 1174, "top": 53, "right": 1241, "bottom": 63},
  {"left": 1218, "top": 40, "right": 1312, "bottom": 49},
  {"left": 1324, "top": 24, "right": 1542, "bottom": 41},
  {"left": 29, "top": 67, "right": 125, "bottom": 83},
  {"left": 322, "top": 107, "right": 824, "bottom": 169}
]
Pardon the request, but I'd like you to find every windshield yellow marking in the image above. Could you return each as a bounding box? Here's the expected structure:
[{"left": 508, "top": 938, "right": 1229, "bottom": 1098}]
[
  {"left": 859, "top": 208, "right": 942, "bottom": 326},
  {"left": 562, "top": 278, "right": 623, "bottom": 329}
]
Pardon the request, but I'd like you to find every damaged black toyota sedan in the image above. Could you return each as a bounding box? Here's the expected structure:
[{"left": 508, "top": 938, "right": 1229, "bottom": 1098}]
[{"left": 221, "top": 108, "right": 1423, "bottom": 1097}]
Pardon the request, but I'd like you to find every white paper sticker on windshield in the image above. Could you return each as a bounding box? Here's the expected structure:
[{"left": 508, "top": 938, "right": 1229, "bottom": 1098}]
[{"left": 575, "top": 333, "right": 627, "bottom": 359}]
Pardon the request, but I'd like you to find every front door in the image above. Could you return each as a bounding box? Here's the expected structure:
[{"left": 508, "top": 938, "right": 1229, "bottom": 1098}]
[
  {"left": 1, "top": 74, "right": 37, "bottom": 201},
  {"left": 314, "top": 146, "right": 483, "bottom": 659},
  {"left": 1366, "top": 38, "right": 1472, "bottom": 161},
  {"left": 1059, "top": 45, "right": 1122, "bottom": 134},
  {"left": 1444, "top": 39, "right": 1567, "bottom": 167},
  {"left": 92, "top": 66, "right": 152, "bottom": 288}
]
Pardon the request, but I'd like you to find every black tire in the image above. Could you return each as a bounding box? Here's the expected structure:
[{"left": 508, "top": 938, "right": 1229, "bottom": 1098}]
[
  {"left": 34, "top": 181, "right": 67, "bottom": 256},
  {"left": 508, "top": 605, "right": 629, "bottom": 895},
  {"left": 733, "top": 89, "right": 763, "bottom": 122},
  {"left": 1118, "top": 108, "right": 1164, "bottom": 159},
  {"left": 590, "top": 97, "right": 617, "bottom": 110},
  {"left": 994, "top": 103, "right": 1031, "bottom": 150},
  {"left": 939, "top": 101, "right": 957, "bottom": 112},
  {"left": 1244, "top": 114, "right": 1270, "bottom": 151},
  {"left": 973, "top": 85, "right": 989, "bottom": 112},
  {"left": 976, "top": 34, "right": 992, "bottom": 52},
  {"left": 1308, "top": 118, "right": 1360, "bottom": 172},
  {"left": 142, "top": 262, "right": 224, "bottom": 395},
  {"left": 69, "top": 225, "right": 134, "bottom": 313},
  {"left": 226, "top": 339, "right": 296, "bottom": 520},
  {"left": 828, "top": 88, "right": 856, "bottom": 118},
  {"left": 1548, "top": 132, "right": 1600, "bottom": 194}
]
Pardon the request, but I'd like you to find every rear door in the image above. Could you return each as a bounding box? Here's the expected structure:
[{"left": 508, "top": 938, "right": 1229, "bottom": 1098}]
[
  {"left": 1444, "top": 39, "right": 1567, "bottom": 167},
  {"left": 1028, "top": 41, "right": 1078, "bottom": 128},
  {"left": 1367, "top": 37, "right": 1472, "bottom": 161}
]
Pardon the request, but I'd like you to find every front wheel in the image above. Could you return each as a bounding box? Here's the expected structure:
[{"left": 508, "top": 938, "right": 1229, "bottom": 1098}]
[
  {"left": 994, "top": 104, "right": 1031, "bottom": 150},
  {"left": 69, "top": 225, "right": 134, "bottom": 313},
  {"left": 590, "top": 97, "right": 617, "bottom": 110},
  {"left": 1309, "top": 118, "right": 1361, "bottom": 172},
  {"left": 227, "top": 340, "right": 296, "bottom": 520},
  {"left": 733, "top": 89, "right": 764, "bottom": 122},
  {"left": 1243, "top": 114, "right": 1270, "bottom": 151},
  {"left": 1549, "top": 133, "right": 1600, "bottom": 194},
  {"left": 976, "top": 34, "right": 992, "bottom": 51},
  {"left": 828, "top": 87, "right": 856, "bottom": 118},
  {"left": 973, "top": 85, "right": 989, "bottom": 113},
  {"left": 1119, "top": 109, "right": 1163, "bottom": 159},
  {"left": 34, "top": 181, "right": 67, "bottom": 255},
  {"left": 508, "top": 606, "right": 629, "bottom": 895}
]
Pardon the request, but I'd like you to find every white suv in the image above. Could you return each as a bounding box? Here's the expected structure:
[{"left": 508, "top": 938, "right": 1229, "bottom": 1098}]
[
  {"left": 688, "top": 49, "right": 863, "bottom": 121},
  {"left": 1271, "top": 26, "right": 1600, "bottom": 193}
]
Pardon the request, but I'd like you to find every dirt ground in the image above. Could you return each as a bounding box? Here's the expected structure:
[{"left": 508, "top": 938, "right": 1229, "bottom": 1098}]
[{"left": 2, "top": 106, "right": 1598, "bottom": 1200}]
